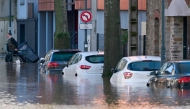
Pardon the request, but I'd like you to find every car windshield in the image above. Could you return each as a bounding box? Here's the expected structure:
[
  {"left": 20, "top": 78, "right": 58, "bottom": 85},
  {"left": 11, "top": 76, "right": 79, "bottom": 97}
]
[
  {"left": 85, "top": 55, "right": 104, "bottom": 63},
  {"left": 176, "top": 62, "right": 190, "bottom": 74},
  {"left": 51, "top": 52, "right": 76, "bottom": 62},
  {"left": 127, "top": 61, "right": 161, "bottom": 71}
]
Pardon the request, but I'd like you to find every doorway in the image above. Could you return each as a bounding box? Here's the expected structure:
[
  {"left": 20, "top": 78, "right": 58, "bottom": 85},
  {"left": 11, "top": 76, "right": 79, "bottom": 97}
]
[{"left": 20, "top": 24, "right": 25, "bottom": 44}]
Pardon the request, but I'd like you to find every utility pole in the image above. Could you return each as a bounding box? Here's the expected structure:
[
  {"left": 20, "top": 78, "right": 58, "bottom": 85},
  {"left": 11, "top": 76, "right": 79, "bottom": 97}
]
[
  {"left": 9, "top": 0, "right": 12, "bottom": 34},
  {"left": 90, "top": 0, "right": 97, "bottom": 51},
  {"left": 84, "top": 0, "right": 88, "bottom": 51},
  {"left": 161, "top": 0, "right": 166, "bottom": 65}
]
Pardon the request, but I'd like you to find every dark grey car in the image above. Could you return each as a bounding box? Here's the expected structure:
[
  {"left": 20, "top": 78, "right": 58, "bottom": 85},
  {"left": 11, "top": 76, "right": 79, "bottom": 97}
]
[
  {"left": 39, "top": 49, "right": 81, "bottom": 73},
  {"left": 147, "top": 61, "right": 190, "bottom": 89}
]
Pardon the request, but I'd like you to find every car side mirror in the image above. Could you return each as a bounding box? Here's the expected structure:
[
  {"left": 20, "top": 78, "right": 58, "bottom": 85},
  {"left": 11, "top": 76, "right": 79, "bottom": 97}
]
[
  {"left": 150, "top": 71, "right": 157, "bottom": 75},
  {"left": 111, "top": 68, "right": 116, "bottom": 73},
  {"left": 40, "top": 58, "right": 45, "bottom": 63}
]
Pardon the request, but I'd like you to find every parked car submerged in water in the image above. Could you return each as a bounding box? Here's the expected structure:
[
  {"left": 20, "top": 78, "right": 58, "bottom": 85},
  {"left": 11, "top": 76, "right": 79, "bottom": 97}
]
[
  {"left": 147, "top": 60, "right": 190, "bottom": 89},
  {"left": 110, "top": 56, "right": 161, "bottom": 86},
  {"left": 39, "top": 49, "right": 81, "bottom": 73},
  {"left": 62, "top": 51, "right": 104, "bottom": 76}
]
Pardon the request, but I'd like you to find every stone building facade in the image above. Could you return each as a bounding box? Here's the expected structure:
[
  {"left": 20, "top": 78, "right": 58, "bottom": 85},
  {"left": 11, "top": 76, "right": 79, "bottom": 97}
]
[{"left": 146, "top": 0, "right": 190, "bottom": 61}]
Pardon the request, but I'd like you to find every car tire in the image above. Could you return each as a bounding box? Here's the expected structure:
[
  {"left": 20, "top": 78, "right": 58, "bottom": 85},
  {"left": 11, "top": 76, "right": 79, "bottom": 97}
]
[
  {"left": 147, "top": 83, "right": 150, "bottom": 86},
  {"left": 62, "top": 72, "right": 64, "bottom": 75}
]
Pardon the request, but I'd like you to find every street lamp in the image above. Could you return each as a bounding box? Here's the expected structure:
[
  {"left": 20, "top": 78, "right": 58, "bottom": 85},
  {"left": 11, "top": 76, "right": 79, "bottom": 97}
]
[
  {"left": 9, "top": 0, "right": 12, "bottom": 34},
  {"left": 161, "top": 0, "right": 166, "bottom": 65}
]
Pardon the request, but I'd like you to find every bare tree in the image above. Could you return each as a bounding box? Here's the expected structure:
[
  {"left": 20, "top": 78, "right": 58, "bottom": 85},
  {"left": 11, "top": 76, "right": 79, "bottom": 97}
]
[
  {"left": 103, "top": 0, "right": 122, "bottom": 76},
  {"left": 54, "top": 0, "right": 70, "bottom": 49}
]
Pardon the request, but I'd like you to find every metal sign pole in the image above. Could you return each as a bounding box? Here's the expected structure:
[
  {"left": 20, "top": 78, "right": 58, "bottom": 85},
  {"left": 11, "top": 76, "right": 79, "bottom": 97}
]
[
  {"left": 161, "top": 0, "right": 166, "bottom": 65},
  {"left": 9, "top": 0, "right": 12, "bottom": 34},
  {"left": 84, "top": 0, "right": 88, "bottom": 52}
]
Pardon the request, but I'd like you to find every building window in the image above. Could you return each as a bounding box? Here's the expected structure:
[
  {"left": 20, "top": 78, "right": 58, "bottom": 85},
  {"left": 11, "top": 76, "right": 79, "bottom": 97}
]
[{"left": 20, "top": 0, "right": 25, "bottom": 5}]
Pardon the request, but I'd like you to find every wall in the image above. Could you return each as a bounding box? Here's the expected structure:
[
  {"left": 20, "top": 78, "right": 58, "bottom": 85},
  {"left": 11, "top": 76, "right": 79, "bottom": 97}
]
[
  {"left": 0, "top": 20, "right": 16, "bottom": 54},
  {"left": 38, "top": 0, "right": 54, "bottom": 11},
  {"left": 77, "top": 10, "right": 146, "bottom": 51},
  {"left": 146, "top": 0, "right": 189, "bottom": 60},
  {"left": 146, "top": 0, "right": 162, "bottom": 56},
  {"left": 76, "top": 0, "right": 146, "bottom": 10},
  {"left": 17, "top": 0, "right": 38, "bottom": 19},
  {"left": 17, "top": 0, "right": 28, "bottom": 19},
  {"left": 0, "top": 0, "right": 17, "bottom": 18},
  {"left": 28, "top": 0, "right": 38, "bottom": 18},
  {"left": 166, "top": 0, "right": 190, "bottom": 16}
]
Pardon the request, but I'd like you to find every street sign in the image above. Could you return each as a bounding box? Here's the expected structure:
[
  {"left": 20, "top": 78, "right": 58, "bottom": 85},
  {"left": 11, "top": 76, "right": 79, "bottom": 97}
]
[
  {"left": 79, "top": 24, "right": 92, "bottom": 29},
  {"left": 80, "top": 11, "right": 92, "bottom": 23}
]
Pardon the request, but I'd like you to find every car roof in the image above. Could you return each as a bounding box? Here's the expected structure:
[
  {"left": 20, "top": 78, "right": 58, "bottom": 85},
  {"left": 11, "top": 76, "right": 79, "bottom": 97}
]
[
  {"left": 49, "top": 49, "right": 81, "bottom": 53},
  {"left": 167, "top": 60, "right": 190, "bottom": 63},
  {"left": 123, "top": 56, "right": 161, "bottom": 61},
  {"left": 76, "top": 51, "right": 104, "bottom": 56}
]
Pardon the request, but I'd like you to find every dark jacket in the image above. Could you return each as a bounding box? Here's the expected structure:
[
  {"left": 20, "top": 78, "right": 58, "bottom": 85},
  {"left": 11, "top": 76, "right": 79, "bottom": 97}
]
[{"left": 7, "top": 37, "right": 18, "bottom": 52}]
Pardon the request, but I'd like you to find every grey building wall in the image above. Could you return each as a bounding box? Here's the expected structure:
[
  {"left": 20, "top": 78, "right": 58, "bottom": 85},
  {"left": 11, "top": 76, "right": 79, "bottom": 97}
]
[
  {"left": 146, "top": 0, "right": 190, "bottom": 61},
  {"left": 38, "top": 12, "right": 47, "bottom": 57},
  {"left": 0, "top": 0, "right": 17, "bottom": 17},
  {"left": 78, "top": 10, "right": 147, "bottom": 52},
  {"left": 146, "top": 0, "right": 162, "bottom": 56}
]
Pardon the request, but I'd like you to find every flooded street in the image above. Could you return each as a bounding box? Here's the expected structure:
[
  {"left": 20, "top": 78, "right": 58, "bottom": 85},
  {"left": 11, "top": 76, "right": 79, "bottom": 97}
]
[{"left": 1, "top": 55, "right": 190, "bottom": 109}]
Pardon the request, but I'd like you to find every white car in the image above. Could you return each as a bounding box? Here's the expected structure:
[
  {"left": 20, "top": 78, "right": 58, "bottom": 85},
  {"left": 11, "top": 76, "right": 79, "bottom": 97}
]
[
  {"left": 62, "top": 51, "right": 104, "bottom": 76},
  {"left": 110, "top": 56, "right": 161, "bottom": 86}
]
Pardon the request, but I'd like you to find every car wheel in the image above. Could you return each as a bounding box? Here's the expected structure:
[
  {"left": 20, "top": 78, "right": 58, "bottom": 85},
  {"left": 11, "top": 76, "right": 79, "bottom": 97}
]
[
  {"left": 75, "top": 73, "right": 77, "bottom": 76},
  {"left": 147, "top": 83, "right": 150, "bottom": 86},
  {"left": 62, "top": 72, "right": 64, "bottom": 75}
]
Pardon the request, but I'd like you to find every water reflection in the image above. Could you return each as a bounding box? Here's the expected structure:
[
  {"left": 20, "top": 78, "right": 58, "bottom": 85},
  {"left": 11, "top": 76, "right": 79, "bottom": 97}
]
[{"left": 0, "top": 56, "right": 190, "bottom": 108}]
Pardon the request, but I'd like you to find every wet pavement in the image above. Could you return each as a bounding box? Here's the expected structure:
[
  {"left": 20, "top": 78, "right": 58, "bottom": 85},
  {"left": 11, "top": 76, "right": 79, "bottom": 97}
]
[{"left": 1, "top": 55, "right": 190, "bottom": 109}]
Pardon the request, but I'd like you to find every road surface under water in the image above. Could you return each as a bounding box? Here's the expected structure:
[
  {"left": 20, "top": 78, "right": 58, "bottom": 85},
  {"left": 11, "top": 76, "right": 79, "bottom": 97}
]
[{"left": 0, "top": 55, "right": 190, "bottom": 109}]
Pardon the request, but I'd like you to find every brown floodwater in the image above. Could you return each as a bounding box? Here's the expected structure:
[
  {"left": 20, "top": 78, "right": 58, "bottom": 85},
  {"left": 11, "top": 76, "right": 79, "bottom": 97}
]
[{"left": 0, "top": 55, "right": 190, "bottom": 109}]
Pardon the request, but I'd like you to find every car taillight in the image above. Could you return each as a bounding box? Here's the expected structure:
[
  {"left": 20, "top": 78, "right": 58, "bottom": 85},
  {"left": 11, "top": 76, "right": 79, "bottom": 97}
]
[
  {"left": 47, "top": 62, "right": 59, "bottom": 67},
  {"left": 80, "top": 65, "right": 91, "bottom": 69},
  {"left": 123, "top": 72, "right": 133, "bottom": 79},
  {"left": 178, "top": 76, "right": 190, "bottom": 83}
]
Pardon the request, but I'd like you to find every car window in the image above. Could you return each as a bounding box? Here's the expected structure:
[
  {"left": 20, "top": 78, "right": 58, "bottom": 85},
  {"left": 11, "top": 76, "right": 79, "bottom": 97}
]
[
  {"left": 44, "top": 51, "right": 51, "bottom": 61},
  {"left": 127, "top": 61, "right": 161, "bottom": 71},
  {"left": 68, "top": 54, "right": 77, "bottom": 65},
  {"left": 85, "top": 55, "right": 104, "bottom": 63},
  {"left": 176, "top": 62, "right": 190, "bottom": 74},
  {"left": 51, "top": 52, "right": 76, "bottom": 62},
  {"left": 115, "top": 59, "right": 127, "bottom": 72},
  {"left": 76, "top": 54, "right": 82, "bottom": 63},
  {"left": 157, "top": 62, "right": 174, "bottom": 75},
  {"left": 163, "top": 63, "right": 174, "bottom": 75}
]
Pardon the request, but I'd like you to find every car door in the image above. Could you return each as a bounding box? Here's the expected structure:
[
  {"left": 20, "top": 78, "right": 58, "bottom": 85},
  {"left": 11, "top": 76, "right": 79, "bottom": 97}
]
[
  {"left": 110, "top": 59, "right": 127, "bottom": 82},
  {"left": 69, "top": 54, "right": 82, "bottom": 74},
  {"left": 64, "top": 54, "right": 79, "bottom": 76},
  {"left": 156, "top": 62, "right": 176, "bottom": 86}
]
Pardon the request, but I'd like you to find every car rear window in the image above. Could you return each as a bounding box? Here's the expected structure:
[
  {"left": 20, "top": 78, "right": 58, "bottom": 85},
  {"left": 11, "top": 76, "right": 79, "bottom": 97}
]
[
  {"left": 51, "top": 52, "right": 77, "bottom": 61},
  {"left": 127, "top": 61, "right": 161, "bottom": 71},
  {"left": 85, "top": 55, "right": 104, "bottom": 63},
  {"left": 176, "top": 62, "right": 190, "bottom": 74}
]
